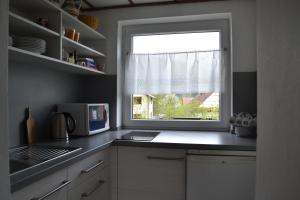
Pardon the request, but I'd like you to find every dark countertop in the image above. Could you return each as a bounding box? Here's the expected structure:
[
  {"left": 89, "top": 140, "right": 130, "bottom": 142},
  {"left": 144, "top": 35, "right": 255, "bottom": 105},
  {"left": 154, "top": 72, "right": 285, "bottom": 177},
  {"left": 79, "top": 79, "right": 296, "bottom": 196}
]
[
  {"left": 10, "top": 129, "right": 256, "bottom": 192},
  {"left": 115, "top": 130, "right": 256, "bottom": 151}
]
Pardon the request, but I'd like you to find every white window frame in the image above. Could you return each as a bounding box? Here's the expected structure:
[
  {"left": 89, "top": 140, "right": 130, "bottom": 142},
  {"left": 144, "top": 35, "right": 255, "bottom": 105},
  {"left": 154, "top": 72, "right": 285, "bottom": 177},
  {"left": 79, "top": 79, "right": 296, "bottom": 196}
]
[{"left": 120, "top": 18, "right": 232, "bottom": 131}]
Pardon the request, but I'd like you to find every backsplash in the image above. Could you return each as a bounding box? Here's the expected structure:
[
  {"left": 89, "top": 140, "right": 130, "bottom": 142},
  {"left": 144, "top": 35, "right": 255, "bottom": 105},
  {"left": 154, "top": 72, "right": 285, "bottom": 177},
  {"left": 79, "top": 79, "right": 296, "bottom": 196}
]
[
  {"left": 233, "top": 72, "right": 257, "bottom": 114},
  {"left": 9, "top": 69, "right": 255, "bottom": 147},
  {"left": 82, "top": 75, "right": 117, "bottom": 130},
  {"left": 9, "top": 64, "right": 84, "bottom": 147}
]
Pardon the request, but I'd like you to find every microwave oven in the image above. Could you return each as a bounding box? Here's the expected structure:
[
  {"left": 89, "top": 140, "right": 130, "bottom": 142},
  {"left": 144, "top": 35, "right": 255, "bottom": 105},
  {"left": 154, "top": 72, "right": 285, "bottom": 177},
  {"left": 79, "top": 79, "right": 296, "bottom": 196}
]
[{"left": 58, "top": 103, "right": 110, "bottom": 136}]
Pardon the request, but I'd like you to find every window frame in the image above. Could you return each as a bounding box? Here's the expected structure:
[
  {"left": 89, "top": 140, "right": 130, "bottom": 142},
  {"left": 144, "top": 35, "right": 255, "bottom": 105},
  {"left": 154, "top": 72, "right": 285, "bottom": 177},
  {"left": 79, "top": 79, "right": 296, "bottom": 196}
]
[{"left": 121, "top": 19, "right": 232, "bottom": 131}]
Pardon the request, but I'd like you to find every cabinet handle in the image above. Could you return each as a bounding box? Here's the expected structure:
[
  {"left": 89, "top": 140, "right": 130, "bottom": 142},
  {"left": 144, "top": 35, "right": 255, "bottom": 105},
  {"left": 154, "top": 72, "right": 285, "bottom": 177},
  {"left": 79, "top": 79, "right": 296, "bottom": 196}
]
[
  {"left": 147, "top": 156, "right": 185, "bottom": 161},
  {"left": 31, "top": 180, "right": 71, "bottom": 200},
  {"left": 81, "top": 180, "right": 105, "bottom": 198},
  {"left": 81, "top": 160, "right": 104, "bottom": 174}
]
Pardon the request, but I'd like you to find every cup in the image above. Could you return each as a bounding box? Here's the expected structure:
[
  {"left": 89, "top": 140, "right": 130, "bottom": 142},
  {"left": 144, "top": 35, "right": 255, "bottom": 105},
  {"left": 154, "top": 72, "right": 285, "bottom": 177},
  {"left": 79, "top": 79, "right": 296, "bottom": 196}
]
[
  {"left": 74, "top": 32, "right": 80, "bottom": 42},
  {"left": 65, "top": 29, "right": 75, "bottom": 40}
]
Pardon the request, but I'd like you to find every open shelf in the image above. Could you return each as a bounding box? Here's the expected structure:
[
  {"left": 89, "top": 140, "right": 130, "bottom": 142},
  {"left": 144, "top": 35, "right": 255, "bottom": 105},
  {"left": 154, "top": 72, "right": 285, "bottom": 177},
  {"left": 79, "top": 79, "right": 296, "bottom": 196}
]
[
  {"left": 9, "top": 12, "right": 60, "bottom": 38},
  {"left": 61, "top": 11, "right": 106, "bottom": 41},
  {"left": 62, "top": 37, "right": 105, "bottom": 57},
  {"left": 10, "top": 0, "right": 106, "bottom": 40},
  {"left": 9, "top": 46, "right": 106, "bottom": 75},
  {"left": 9, "top": 0, "right": 107, "bottom": 76},
  {"left": 10, "top": 0, "right": 60, "bottom": 13}
]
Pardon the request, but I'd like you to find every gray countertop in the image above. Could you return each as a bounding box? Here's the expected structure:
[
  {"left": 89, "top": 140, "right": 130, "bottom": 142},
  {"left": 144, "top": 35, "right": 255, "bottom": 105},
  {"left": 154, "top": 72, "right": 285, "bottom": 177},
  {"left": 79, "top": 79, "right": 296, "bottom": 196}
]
[
  {"left": 116, "top": 130, "right": 256, "bottom": 150},
  {"left": 10, "top": 129, "right": 256, "bottom": 192}
]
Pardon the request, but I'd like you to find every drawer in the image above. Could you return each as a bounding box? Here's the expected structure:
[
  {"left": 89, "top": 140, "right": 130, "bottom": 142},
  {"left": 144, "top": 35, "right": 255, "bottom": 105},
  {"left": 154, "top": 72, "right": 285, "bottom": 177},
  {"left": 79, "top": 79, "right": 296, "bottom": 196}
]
[
  {"left": 68, "top": 148, "right": 109, "bottom": 189},
  {"left": 12, "top": 169, "right": 69, "bottom": 200},
  {"left": 68, "top": 166, "right": 109, "bottom": 200}
]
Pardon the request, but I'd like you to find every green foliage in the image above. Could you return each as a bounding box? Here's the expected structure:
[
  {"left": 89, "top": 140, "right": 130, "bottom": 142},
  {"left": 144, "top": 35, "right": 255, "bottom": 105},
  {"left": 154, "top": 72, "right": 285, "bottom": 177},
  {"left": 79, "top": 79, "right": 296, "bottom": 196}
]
[{"left": 153, "top": 94, "right": 219, "bottom": 120}]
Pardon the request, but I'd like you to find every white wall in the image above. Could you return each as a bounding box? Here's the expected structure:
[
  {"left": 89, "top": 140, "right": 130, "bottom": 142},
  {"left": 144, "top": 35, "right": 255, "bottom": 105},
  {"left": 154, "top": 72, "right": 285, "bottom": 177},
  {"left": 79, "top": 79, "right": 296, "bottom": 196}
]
[
  {"left": 89, "top": 0, "right": 256, "bottom": 74},
  {"left": 0, "top": 0, "right": 12, "bottom": 199},
  {"left": 256, "top": 0, "right": 300, "bottom": 199}
]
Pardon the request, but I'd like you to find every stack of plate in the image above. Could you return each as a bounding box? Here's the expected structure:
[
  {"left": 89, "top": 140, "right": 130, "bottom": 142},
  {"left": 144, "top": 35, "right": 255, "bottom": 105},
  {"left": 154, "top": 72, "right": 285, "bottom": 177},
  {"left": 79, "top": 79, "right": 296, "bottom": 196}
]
[{"left": 13, "top": 36, "right": 46, "bottom": 54}]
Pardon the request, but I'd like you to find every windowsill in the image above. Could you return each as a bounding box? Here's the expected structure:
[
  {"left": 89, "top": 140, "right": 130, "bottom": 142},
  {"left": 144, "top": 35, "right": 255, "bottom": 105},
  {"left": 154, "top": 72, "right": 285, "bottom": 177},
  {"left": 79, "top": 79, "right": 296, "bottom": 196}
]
[{"left": 120, "top": 125, "right": 230, "bottom": 132}]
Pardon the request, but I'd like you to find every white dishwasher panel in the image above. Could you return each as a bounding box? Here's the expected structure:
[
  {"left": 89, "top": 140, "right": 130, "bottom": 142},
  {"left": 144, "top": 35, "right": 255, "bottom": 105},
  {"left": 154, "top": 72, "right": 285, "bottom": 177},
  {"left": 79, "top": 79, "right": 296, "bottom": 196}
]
[{"left": 187, "top": 154, "right": 256, "bottom": 200}]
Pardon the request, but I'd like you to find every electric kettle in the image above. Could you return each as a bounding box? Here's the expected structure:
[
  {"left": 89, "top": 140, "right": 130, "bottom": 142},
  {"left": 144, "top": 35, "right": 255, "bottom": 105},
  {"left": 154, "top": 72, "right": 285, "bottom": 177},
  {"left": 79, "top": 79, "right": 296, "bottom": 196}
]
[{"left": 50, "top": 112, "right": 76, "bottom": 141}]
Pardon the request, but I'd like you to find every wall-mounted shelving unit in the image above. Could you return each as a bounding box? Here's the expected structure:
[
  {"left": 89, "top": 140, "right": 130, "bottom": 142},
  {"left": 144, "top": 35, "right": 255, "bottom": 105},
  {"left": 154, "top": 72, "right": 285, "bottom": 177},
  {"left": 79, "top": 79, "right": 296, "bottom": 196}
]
[
  {"left": 10, "top": 0, "right": 59, "bottom": 12},
  {"left": 9, "top": 12, "right": 60, "bottom": 38},
  {"left": 62, "top": 37, "right": 105, "bottom": 57},
  {"left": 62, "top": 11, "right": 106, "bottom": 40},
  {"left": 9, "top": 0, "right": 106, "bottom": 75},
  {"left": 9, "top": 46, "right": 105, "bottom": 75}
]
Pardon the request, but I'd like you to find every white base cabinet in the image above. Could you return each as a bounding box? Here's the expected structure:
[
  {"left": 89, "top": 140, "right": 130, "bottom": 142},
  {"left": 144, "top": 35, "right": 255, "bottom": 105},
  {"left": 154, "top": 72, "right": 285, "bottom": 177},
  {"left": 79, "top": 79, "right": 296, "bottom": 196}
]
[
  {"left": 187, "top": 151, "right": 256, "bottom": 200},
  {"left": 117, "top": 146, "right": 186, "bottom": 200},
  {"left": 67, "top": 148, "right": 110, "bottom": 200},
  {"left": 11, "top": 148, "right": 110, "bottom": 200},
  {"left": 11, "top": 146, "right": 256, "bottom": 200},
  {"left": 68, "top": 167, "right": 109, "bottom": 200},
  {"left": 12, "top": 169, "right": 69, "bottom": 200}
]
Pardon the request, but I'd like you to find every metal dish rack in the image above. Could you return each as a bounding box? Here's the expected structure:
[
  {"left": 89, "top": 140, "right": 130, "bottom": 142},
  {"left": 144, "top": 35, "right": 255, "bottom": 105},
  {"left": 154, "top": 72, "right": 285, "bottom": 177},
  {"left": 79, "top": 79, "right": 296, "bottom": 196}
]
[{"left": 10, "top": 145, "right": 82, "bottom": 166}]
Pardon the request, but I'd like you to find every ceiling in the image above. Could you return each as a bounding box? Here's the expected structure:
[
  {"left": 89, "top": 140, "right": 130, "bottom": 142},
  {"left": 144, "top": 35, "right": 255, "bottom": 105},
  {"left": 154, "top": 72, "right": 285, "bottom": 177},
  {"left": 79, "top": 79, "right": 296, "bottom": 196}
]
[{"left": 81, "top": 0, "right": 225, "bottom": 11}]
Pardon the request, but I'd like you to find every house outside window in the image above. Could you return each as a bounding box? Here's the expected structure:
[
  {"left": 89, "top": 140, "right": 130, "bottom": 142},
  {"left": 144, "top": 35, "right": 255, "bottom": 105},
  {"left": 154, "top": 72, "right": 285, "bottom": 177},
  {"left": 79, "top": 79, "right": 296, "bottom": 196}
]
[
  {"left": 122, "top": 18, "right": 231, "bottom": 130},
  {"left": 133, "top": 95, "right": 154, "bottom": 119}
]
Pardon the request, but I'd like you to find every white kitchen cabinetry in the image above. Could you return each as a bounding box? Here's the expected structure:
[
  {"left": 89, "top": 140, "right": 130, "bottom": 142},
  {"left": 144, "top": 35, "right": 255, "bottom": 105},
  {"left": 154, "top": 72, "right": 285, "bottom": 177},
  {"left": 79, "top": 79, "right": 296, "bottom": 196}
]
[
  {"left": 11, "top": 147, "right": 110, "bottom": 200},
  {"left": 67, "top": 148, "right": 110, "bottom": 200},
  {"left": 117, "top": 146, "right": 186, "bottom": 200},
  {"left": 12, "top": 169, "right": 69, "bottom": 200},
  {"left": 68, "top": 167, "right": 109, "bottom": 200},
  {"left": 186, "top": 150, "right": 256, "bottom": 200}
]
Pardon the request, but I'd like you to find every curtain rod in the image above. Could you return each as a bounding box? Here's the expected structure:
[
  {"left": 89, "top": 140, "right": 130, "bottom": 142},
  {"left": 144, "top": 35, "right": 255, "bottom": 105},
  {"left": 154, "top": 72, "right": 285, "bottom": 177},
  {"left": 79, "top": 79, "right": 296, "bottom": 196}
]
[{"left": 126, "top": 48, "right": 227, "bottom": 55}]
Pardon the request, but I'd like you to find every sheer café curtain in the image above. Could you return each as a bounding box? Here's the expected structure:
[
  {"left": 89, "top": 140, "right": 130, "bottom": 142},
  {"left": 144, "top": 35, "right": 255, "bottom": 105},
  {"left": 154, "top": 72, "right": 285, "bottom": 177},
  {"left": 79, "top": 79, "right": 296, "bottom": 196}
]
[{"left": 125, "top": 50, "right": 226, "bottom": 95}]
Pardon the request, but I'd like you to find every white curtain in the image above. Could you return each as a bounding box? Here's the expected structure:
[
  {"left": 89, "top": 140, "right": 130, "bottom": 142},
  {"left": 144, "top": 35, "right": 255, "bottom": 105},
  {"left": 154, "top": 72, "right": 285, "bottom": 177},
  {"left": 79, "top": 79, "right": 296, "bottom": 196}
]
[{"left": 125, "top": 51, "right": 225, "bottom": 95}]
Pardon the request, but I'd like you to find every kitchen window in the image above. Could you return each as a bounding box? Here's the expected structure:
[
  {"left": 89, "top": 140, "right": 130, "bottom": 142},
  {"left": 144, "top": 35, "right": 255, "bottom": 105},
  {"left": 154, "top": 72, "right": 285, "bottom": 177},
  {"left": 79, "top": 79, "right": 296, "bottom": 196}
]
[{"left": 122, "top": 19, "right": 231, "bottom": 130}]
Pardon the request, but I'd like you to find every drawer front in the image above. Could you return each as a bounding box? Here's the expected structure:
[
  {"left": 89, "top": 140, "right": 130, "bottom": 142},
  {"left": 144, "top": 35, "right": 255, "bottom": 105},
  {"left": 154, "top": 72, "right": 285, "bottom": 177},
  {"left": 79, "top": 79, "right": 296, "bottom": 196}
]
[
  {"left": 68, "top": 166, "right": 109, "bottom": 200},
  {"left": 12, "top": 169, "right": 69, "bottom": 200},
  {"left": 68, "top": 148, "right": 109, "bottom": 189},
  {"left": 118, "top": 147, "right": 186, "bottom": 200}
]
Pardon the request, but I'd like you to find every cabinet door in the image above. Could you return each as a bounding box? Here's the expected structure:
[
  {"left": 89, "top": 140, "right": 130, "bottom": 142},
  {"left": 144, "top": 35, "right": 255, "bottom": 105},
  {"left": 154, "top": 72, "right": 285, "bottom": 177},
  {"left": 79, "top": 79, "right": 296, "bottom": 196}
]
[
  {"left": 68, "top": 147, "right": 109, "bottom": 189},
  {"left": 118, "top": 146, "right": 185, "bottom": 200},
  {"left": 12, "top": 169, "right": 69, "bottom": 200},
  {"left": 68, "top": 166, "right": 109, "bottom": 200},
  {"left": 41, "top": 186, "right": 68, "bottom": 200},
  {"left": 81, "top": 180, "right": 109, "bottom": 200},
  {"left": 187, "top": 155, "right": 256, "bottom": 200}
]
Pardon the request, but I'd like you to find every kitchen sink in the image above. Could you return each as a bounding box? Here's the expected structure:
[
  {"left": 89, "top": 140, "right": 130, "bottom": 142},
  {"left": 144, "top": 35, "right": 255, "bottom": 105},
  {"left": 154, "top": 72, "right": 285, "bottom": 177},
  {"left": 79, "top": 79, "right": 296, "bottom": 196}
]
[
  {"left": 118, "top": 131, "right": 160, "bottom": 141},
  {"left": 9, "top": 145, "right": 82, "bottom": 174}
]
